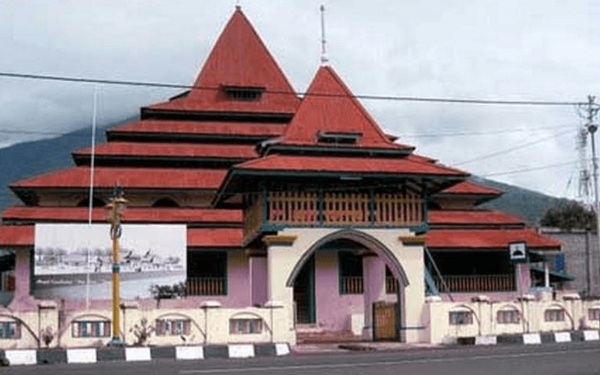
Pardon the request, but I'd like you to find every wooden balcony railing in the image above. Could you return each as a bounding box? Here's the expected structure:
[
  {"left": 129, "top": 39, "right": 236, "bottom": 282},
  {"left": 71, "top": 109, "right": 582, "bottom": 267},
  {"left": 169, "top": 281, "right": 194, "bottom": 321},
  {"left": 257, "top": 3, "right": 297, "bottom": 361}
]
[
  {"left": 186, "top": 277, "right": 226, "bottom": 296},
  {"left": 433, "top": 274, "right": 515, "bottom": 293},
  {"left": 340, "top": 276, "right": 364, "bottom": 294},
  {"left": 243, "top": 191, "right": 424, "bottom": 240}
]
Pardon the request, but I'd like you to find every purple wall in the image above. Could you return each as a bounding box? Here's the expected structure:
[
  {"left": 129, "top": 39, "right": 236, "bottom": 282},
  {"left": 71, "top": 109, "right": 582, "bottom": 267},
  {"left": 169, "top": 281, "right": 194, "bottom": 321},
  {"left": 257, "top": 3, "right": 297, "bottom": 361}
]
[
  {"left": 250, "top": 256, "right": 268, "bottom": 306},
  {"left": 314, "top": 251, "right": 363, "bottom": 332}
]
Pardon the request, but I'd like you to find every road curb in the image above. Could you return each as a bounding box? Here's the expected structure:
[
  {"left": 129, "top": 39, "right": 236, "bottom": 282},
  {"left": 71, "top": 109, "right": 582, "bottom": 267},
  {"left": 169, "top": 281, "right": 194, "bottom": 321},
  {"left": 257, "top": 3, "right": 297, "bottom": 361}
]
[
  {"left": 0, "top": 342, "right": 290, "bottom": 366},
  {"left": 457, "top": 330, "right": 600, "bottom": 346}
]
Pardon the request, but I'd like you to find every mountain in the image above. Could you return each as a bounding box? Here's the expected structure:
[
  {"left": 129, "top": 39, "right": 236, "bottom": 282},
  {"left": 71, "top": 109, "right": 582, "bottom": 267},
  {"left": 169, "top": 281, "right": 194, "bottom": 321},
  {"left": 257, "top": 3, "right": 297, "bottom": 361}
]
[
  {"left": 0, "top": 122, "right": 564, "bottom": 224},
  {"left": 0, "top": 117, "right": 133, "bottom": 211},
  {"left": 474, "top": 176, "right": 566, "bottom": 225}
]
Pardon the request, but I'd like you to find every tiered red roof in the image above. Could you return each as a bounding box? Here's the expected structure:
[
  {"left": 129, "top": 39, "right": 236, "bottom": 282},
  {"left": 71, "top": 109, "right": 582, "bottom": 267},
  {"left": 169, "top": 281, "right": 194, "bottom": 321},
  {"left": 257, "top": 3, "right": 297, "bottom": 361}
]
[
  {"left": 426, "top": 228, "right": 560, "bottom": 250},
  {"left": 428, "top": 210, "right": 524, "bottom": 227},
  {"left": 107, "top": 120, "right": 285, "bottom": 139},
  {"left": 271, "top": 66, "right": 411, "bottom": 151},
  {"left": 232, "top": 154, "right": 467, "bottom": 176},
  {"left": 148, "top": 8, "right": 299, "bottom": 115},
  {"left": 73, "top": 142, "right": 257, "bottom": 161},
  {"left": 439, "top": 181, "right": 503, "bottom": 196},
  {"left": 2, "top": 207, "right": 241, "bottom": 224},
  {"left": 10, "top": 167, "right": 226, "bottom": 190}
]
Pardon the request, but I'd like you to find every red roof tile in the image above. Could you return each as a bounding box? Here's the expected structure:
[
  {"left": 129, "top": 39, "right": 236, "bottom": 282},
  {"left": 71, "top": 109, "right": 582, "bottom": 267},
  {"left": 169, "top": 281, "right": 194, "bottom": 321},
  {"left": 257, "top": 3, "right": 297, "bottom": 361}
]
[
  {"left": 2, "top": 206, "right": 241, "bottom": 224},
  {"left": 440, "top": 181, "right": 503, "bottom": 196},
  {"left": 149, "top": 8, "right": 299, "bottom": 114},
  {"left": 276, "top": 66, "right": 408, "bottom": 150},
  {"left": 187, "top": 228, "right": 242, "bottom": 248},
  {"left": 0, "top": 225, "right": 34, "bottom": 247},
  {"left": 428, "top": 210, "right": 524, "bottom": 226},
  {"left": 11, "top": 167, "right": 226, "bottom": 190},
  {"left": 426, "top": 228, "right": 560, "bottom": 250},
  {"left": 235, "top": 154, "right": 468, "bottom": 176},
  {"left": 74, "top": 142, "right": 257, "bottom": 159},
  {"left": 0, "top": 225, "right": 242, "bottom": 248},
  {"left": 407, "top": 154, "right": 437, "bottom": 164},
  {"left": 109, "top": 120, "right": 285, "bottom": 138}
]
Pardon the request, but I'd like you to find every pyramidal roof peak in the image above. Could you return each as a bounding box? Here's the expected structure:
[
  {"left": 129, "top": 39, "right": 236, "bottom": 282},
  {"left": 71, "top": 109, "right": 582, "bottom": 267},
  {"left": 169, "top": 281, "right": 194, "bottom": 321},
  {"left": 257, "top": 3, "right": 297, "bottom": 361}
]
[
  {"left": 148, "top": 7, "right": 299, "bottom": 114},
  {"left": 191, "top": 7, "right": 295, "bottom": 90},
  {"left": 277, "top": 65, "right": 411, "bottom": 150}
]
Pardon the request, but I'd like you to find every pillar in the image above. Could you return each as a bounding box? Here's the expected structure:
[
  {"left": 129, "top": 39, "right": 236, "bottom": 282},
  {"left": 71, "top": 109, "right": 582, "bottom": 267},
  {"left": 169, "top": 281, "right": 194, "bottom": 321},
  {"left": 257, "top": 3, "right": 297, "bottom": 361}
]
[
  {"left": 516, "top": 263, "right": 532, "bottom": 294},
  {"left": 362, "top": 254, "right": 386, "bottom": 340},
  {"left": 9, "top": 248, "right": 37, "bottom": 311},
  {"left": 249, "top": 254, "right": 268, "bottom": 306}
]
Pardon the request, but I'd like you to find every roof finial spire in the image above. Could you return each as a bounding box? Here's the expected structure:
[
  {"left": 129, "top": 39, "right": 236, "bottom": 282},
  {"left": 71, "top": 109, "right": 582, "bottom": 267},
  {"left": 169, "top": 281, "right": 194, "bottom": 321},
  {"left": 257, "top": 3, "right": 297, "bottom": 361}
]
[
  {"left": 235, "top": 0, "right": 241, "bottom": 10},
  {"left": 320, "top": 5, "right": 329, "bottom": 65}
]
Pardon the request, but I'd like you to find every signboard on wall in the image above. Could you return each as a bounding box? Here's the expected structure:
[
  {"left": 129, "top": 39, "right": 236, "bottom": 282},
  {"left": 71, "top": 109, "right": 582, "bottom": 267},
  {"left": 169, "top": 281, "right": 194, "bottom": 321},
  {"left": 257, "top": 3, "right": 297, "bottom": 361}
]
[
  {"left": 509, "top": 241, "right": 527, "bottom": 263},
  {"left": 34, "top": 224, "right": 186, "bottom": 300}
]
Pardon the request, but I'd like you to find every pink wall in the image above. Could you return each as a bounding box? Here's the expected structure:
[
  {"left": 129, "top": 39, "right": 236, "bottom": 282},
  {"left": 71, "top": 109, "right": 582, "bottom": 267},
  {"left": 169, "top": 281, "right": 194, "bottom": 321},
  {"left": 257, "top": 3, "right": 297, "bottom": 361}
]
[
  {"left": 314, "top": 251, "right": 363, "bottom": 331},
  {"left": 250, "top": 256, "right": 268, "bottom": 306}
]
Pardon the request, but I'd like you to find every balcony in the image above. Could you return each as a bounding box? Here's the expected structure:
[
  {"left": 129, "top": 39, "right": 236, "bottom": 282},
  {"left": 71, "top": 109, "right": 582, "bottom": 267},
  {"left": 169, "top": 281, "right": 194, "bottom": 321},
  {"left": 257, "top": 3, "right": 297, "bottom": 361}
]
[
  {"left": 433, "top": 274, "right": 515, "bottom": 293},
  {"left": 186, "top": 277, "right": 226, "bottom": 296},
  {"left": 244, "top": 191, "right": 424, "bottom": 241}
]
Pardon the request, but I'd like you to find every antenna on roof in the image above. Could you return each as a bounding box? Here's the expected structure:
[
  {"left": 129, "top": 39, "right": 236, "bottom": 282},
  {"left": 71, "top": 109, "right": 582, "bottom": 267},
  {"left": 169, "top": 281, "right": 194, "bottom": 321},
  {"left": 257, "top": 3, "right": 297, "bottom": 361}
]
[
  {"left": 320, "top": 5, "right": 329, "bottom": 65},
  {"left": 236, "top": 0, "right": 241, "bottom": 10}
]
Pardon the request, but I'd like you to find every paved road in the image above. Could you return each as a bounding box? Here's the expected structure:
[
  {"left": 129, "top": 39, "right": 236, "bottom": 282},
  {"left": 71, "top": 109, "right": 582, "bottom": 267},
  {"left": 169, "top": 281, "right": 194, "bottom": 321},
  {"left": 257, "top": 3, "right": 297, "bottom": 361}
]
[{"left": 3, "top": 342, "right": 600, "bottom": 375}]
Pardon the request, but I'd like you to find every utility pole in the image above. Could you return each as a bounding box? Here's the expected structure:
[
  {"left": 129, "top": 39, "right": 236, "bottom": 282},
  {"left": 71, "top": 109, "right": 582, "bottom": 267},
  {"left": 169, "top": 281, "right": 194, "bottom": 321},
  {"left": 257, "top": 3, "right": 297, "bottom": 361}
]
[{"left": 584, "top": 95, "right": 600, "bottom": 294}]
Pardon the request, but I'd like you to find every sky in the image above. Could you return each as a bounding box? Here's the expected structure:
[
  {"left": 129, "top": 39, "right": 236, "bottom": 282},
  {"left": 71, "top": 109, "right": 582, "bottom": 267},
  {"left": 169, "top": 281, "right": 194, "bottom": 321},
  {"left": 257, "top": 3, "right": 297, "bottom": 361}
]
[{"left": 2, "top": 0, "right": 600, "bottom": 199}]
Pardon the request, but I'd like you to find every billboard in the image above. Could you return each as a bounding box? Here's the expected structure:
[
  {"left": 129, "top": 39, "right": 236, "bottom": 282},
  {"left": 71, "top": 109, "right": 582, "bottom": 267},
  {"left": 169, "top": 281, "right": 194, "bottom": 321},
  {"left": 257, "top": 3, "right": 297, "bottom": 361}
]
[{"left": 34, "top": 224, "right": 187, "bottom": 300}]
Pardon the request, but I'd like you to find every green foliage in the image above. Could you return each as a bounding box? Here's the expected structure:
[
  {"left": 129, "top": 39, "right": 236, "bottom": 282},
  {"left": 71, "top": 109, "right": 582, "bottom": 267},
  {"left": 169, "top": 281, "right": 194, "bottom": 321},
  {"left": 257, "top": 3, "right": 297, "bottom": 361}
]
[
  {"left": 150, "top": 282, "right": 186, "bottom": 299},
  {"left": 129, "top": 317, "right": 154, "bottom": 347},
  {"left": 540, "top": 200, "right": 597, "bottom": 231}
]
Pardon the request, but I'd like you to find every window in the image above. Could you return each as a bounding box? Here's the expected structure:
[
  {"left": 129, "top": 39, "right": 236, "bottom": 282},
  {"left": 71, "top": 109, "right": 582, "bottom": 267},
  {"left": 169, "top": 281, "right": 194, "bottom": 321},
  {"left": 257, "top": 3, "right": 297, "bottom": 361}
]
[
  {"left": 449, "top": 311, "right": 473, "bottom": 325},
  {"left": 187, "top": 251, "right": 227, "bottom": 296},
  {"left": 0, "top": 322, "right": 20, "bottom": 339},
  {"left": 589, "top": 308, "right": 600, "bottom": 321},
  {"left": 72, "top": 320, "right": 110, "bottom": 338},
  {"left": 229, "top": 319, "right": 263, "bottom": 335},
  {"left": 544, "top": 309, "right": 565, "bottom": 322},
  {"left": 497, "top": 309, "right": 520, "bottom": 324},
  {"left": 317, "top": 131, "right": 362, "bottom": 144},
  {"left": 338, "top": 251, "right": 363, "bottom": 294},
  {"left": 156, "top": 319, "right": 191, "bottom": 336},
  {"left": 385, "top": 267, "right": 398, "bottom": 294}
]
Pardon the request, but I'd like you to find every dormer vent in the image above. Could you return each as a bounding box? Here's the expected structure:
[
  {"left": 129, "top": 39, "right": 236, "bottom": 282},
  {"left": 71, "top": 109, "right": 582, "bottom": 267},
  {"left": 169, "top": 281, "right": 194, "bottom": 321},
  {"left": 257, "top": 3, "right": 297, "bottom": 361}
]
[
  {"left": 222, "top": 85, "right": 265, "bottom": 101},
  {"left": 317, "top": 131, "right": 362, "bottom": 144}
]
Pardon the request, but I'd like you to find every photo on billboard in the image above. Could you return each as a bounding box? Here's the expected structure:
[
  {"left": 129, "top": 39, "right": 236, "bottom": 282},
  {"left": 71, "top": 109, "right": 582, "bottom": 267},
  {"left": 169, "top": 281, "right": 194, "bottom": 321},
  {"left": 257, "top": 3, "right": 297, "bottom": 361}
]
[{"left": 34, "top": 224, "right": 187, "bottom": 300}]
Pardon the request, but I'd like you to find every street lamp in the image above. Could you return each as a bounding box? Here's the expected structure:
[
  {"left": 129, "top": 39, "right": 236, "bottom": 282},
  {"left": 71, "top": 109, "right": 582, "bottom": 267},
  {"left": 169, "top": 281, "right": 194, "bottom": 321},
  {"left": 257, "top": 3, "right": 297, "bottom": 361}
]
[{"left": 105, "top": 185, "right": 128, "bottom": 346}]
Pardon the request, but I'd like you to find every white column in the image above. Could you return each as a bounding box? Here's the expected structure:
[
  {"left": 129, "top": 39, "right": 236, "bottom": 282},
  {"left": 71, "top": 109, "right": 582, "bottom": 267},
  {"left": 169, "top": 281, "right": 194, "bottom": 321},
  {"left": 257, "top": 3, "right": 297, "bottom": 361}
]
[{"left": 362, "top": 254, "right": 386, "bottom": 340}]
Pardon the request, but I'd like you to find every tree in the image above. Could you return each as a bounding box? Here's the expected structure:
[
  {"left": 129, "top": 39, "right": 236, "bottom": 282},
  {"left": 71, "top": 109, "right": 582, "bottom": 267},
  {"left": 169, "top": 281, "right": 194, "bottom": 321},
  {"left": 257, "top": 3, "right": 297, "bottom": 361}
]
[{"left": 540, "top": 200, "right": 597, "bottom": 231}]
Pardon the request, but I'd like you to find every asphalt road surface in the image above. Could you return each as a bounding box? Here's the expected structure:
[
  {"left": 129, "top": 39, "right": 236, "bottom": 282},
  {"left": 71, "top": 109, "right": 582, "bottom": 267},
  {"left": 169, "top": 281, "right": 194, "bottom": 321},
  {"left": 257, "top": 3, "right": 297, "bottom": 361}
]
[{"left": 3, "top": 342, "right": 600, "bottom": 375}]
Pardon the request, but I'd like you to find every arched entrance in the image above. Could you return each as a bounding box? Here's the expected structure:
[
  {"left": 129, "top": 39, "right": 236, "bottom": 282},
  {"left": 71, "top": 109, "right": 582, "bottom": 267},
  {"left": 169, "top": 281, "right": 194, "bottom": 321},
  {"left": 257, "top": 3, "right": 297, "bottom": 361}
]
[{"left": 286, "top": 229, "right": 409, "bottom": 341}]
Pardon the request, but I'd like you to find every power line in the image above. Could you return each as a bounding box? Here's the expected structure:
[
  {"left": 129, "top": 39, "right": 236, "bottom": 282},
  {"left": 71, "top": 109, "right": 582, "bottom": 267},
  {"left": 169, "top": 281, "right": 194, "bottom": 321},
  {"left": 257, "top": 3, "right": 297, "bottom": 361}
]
[
  {"left": 0, "top": 72, "right": 586, "bottom": 106},
  {"left": 454, "top": 128, "right": 575, "bottom": 166},
  {"left": 401, "top": 124, "right": 573, "bottom": 139},
  {"left": 481, "top": 160, "right": 580, "bottom": 177}
]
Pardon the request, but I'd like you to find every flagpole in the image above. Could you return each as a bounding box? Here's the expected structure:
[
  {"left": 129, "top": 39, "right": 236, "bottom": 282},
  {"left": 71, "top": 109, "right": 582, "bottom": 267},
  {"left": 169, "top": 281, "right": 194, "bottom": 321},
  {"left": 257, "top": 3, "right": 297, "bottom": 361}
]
[{"left": 86, "top": 84, "right": 98, "bottom": 310}]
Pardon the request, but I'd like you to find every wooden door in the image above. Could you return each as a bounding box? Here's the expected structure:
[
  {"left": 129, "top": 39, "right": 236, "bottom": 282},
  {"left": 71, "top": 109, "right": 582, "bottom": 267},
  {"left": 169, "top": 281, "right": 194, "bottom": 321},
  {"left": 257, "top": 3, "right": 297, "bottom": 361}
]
[{"left": 373, "top": 301, "right": 397, "bottom": 341}]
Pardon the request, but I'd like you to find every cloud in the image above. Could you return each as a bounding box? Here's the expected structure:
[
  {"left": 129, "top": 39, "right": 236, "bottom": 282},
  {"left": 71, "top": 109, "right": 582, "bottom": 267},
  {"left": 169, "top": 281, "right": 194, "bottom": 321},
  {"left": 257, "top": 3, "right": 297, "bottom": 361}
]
[{"left": 1, "top": 0, "right": 599, "bottom": 198}]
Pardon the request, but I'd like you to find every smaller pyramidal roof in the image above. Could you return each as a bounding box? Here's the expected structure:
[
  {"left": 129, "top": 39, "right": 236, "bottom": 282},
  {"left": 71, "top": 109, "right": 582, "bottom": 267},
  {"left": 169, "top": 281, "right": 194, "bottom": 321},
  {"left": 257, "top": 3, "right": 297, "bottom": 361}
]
[
  {"left": 149, "top": 7, "right": 300, "bottom": 114},
  {"left": 271, "top": 65, "right": 412, "bottom": 151}
]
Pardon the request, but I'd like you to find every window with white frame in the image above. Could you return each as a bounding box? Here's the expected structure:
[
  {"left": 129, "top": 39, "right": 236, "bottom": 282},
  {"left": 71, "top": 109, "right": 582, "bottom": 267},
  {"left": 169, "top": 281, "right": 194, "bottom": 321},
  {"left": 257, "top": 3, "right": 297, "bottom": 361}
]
[
  {"left": 497, "top": 309, "right": 520, "bottom": 324},
  {"left": 229, "top": 318, "right": 263, "bottom": 335},
  {"left": 449, "top": 311, "right": 473, "bottom": 325},
  {"left": 72, "top": 320, "right": 110, "bottom": 338},
  {"left": 0, "top": 321, "right": 20, "bottom": 339},
  {"left": 588, "top": 308, "right": 600, "bottom": 321},
  {"left": 544, "top": 309, "right": 565, "bottom": 322},
  {"left": 155, "top": 319, "right": 191, "bottom": 336}
]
